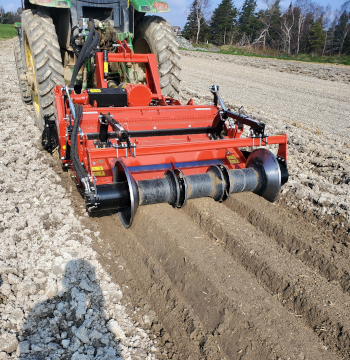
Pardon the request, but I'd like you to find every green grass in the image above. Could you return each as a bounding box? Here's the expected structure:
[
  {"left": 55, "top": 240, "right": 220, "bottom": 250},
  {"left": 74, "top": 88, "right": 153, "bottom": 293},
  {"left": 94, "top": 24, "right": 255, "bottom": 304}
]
[
  {"left": 218, "top": 46, "right": 350, "bottom": 66},
  {"left": 192, "top": 43, "right": 213, "bottom": 49},
  {"left": 0, "top": 24, "right": 18, "bottom": 40},
  {"left": 182, "top": 43, "right": 350, "bottom": 66}
]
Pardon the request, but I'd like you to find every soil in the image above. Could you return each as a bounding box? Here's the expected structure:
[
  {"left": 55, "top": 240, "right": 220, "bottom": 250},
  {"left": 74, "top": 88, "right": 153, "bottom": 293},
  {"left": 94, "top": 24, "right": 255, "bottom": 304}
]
[{"left": 1, "top": 38, "right": 350, "bottom": 360}]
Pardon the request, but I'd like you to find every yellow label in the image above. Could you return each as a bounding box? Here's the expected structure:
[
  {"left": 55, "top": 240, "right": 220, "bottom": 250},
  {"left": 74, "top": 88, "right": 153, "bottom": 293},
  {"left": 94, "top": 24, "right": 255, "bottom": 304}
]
[
  {"left": 89, "top": 89, "right": 101, "bottom": 93},
  {"left": 104, "top": 63, "right": 108, "bottom": 73},
  {"left": 92, "top": 166, "right": 104, "bottom": 171},
  {"left": 93, "top": 171, "right": 105, "bottom": 177},
  {"left": 227, "top": 155, "right": 240, "bottom": 164},
  {"left": 62, "top": 145, "right": 66, "bottom": 150}
]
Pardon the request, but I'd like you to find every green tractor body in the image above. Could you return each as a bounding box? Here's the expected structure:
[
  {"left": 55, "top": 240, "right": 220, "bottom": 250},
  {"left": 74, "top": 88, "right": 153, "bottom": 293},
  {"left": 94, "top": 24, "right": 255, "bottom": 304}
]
[
  {"left": 25, "top": 0, "right": 170, "bottom": 12},
  {"left": 14, "top": 0, "right": 180, "bottom": 130}
]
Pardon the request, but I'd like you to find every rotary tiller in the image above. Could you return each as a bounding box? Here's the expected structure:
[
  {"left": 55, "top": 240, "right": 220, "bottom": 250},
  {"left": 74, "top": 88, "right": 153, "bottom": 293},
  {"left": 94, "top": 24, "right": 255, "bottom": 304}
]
[{"left": 50, "top": 42, "right": 288, "bottom": 228}]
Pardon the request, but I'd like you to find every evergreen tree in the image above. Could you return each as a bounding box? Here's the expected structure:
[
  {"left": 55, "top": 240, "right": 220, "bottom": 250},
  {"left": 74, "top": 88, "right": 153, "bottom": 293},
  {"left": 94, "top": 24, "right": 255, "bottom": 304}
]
[
  {"left": 308, "top": 18, "right": 326, "bottom": 54},
  {"left": 182, "top": 0, "right": 211, "bottom": 43},
  {"left": 199, "top": 18, "right": 212, "bottom": 43},
  {"left": 238, "top": 0, "right": 259, "bottom": 40},
  {"left": 267, "top": 0, "right": 282, "bottom": 47},
  {"left": 334, "top": 4, "right": 350, "bottom": 54},
  {"left": 211, "top": 0, "right": 238, "bottom": 45},
  {"left": 182, "top": 1, "right": 199, "bottom": 42}
]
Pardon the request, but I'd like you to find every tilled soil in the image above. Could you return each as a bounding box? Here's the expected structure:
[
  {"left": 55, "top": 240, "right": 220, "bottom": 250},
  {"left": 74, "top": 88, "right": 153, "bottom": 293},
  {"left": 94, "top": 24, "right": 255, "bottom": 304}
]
[
  {"left": 180, "top": 50, "right": 350, "bottom": 240},
  {"left": 180, "top": 50, "right": 350, "bottom": 84},
  {"left": 0, "top": 40, "right": 163, "bottom": 360},
  {"left": 1, "top": 38, "right": 350, "bottom": 360}
]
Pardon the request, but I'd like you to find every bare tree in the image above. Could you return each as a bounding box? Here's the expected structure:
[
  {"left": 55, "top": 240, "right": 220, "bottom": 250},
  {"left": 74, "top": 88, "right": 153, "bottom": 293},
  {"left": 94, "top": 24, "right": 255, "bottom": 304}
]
[
  {"left": 238, "top": 32, "right": 252, "bottom": 46},
  {"left": 252, "top": 0, "right": 276, "bottom": 48},
  {"left": 338, "top": 1, "right": 350, "bottom": 54},
  {"left": 188, "top": 0, "right": 211, "bottom": 44},
  {"left": 0, "top": 6, "right": 9, "bottom": 24},
  {"left": 294, "top": 0, "right": 311, "bottom": 54},
  {"left": 280, "top": 5, "right": 295, "bottom": 54},
  {"left": 322, "top": 5, "right": 332, "bottom": 55}
]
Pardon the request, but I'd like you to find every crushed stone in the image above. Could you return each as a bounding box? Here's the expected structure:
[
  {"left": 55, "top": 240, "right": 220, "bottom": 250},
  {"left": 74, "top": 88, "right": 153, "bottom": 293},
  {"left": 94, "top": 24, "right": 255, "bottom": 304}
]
[
  {"left": 179, "top": 53, "right": 350, "bottom": 238},
  {"left": 0, "top": 39, "right": 159, "bottom": 360}
]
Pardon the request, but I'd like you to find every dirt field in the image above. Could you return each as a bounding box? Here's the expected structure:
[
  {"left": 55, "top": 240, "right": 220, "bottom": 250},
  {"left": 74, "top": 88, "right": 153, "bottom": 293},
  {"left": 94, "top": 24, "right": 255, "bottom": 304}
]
[{"left": 1, "top": 38, "right": 350, "bottom": 360}]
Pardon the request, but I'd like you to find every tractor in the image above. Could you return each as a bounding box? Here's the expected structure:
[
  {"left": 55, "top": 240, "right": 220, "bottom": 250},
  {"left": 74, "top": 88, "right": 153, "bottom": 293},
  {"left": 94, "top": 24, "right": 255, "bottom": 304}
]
[
  {"left": 13, "top": 1, "right": 289, "bottom": 228},
  {"left": 13, "top": 0, "right": 180, "bottom": 130}
]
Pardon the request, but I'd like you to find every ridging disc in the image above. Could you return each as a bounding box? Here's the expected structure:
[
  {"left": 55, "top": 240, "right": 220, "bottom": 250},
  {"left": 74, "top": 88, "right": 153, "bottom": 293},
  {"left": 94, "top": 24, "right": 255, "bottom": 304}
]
[
  {"left": 114, "top": 161, "right": 139, "bottom": 228},
  {"left": 246, "top": 148, "right": 281, "bottom": 202}
]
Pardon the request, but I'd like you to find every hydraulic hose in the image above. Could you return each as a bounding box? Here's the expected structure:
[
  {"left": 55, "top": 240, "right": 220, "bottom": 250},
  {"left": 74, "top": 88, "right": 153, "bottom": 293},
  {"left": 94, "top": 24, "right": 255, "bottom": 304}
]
[
  {"left": 70, "top": 18, "right": 99, "bottom": 88},
  {"left": 70, "top": 25, "right": 81, "bottom": 57},
  {"left": 70, "top": 104, "right": 90, "bottom": 188}
]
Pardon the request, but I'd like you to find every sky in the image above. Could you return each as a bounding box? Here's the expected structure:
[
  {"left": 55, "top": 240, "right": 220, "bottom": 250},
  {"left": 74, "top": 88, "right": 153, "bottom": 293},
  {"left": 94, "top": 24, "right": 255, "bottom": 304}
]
[
  {"left": 0, "top": 0, "right": 346, "bottom": 27},
  {"left": 161, "top": 0, "right": 346, "bottom": 28}
]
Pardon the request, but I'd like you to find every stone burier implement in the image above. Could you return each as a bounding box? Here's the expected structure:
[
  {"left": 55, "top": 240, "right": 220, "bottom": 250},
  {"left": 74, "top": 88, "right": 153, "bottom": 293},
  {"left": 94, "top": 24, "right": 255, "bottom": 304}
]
[{"left": 50, "top": 41, "right": 288, "bottom": 228}]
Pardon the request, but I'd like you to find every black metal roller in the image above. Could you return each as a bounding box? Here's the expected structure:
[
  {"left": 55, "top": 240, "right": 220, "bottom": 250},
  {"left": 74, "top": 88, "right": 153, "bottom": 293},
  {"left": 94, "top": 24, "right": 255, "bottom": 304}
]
[
  {"left": 246, "top": 148, "right": 282, "bottom": 202},
  {"left": 173, "top": 169, "right": 188, "bottom": 208},
  {"left": 219, "top": 164, "right": 232, "bottom": 202},
  {"left": 114, "top": 161, "right": 139, "bottom": 229},
  {"left": 206, "top": 165, "right": 226, "bottom": 202}
]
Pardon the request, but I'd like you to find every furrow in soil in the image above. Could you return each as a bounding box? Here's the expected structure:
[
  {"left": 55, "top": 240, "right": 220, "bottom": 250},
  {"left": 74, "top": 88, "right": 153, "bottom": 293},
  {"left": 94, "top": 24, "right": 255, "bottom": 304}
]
[
  {"left": 86, "top": 202, "right": 343, "bottom": 360},
  {"left": 182, "top": 198, "right": 350, "bottom": 358}
]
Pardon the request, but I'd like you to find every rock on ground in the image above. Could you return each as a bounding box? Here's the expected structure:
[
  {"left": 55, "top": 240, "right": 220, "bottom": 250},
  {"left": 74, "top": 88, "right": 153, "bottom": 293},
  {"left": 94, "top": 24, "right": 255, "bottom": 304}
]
[
  {"left": 0, "top": 39, "right": 158, "bottom": 360},
  {"left": 179, "top": 51, "right": 350, "bottom": 239}
]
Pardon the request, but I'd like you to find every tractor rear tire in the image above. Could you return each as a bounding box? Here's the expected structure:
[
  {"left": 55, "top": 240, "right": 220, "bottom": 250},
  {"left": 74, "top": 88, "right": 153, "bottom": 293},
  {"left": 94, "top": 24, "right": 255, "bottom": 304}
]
[
  {"left": 21, "top": 10, "right": 64, "bottom": 131},
  {"left": 133, "top": 16, "right": 181, "bottom": 99},
  {"left": 14, "top": 37, "right": 32, "bottom": 105}
]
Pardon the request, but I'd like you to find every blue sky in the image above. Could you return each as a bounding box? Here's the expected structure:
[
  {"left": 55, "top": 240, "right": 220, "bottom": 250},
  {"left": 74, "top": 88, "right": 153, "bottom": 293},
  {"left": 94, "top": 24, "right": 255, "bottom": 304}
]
[
  {"left": 161, "top": 0, "right": 346, "bottom": 28},
  {"left": 0, "top": 0, "right": 346, "bottom": 27}
]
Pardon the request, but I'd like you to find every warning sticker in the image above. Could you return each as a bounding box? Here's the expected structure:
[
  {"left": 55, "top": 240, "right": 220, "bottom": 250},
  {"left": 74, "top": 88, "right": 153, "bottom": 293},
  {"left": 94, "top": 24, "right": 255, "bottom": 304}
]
[
  {"left": 104, "top": 63, "right": 108, "bottom": 73},
  {"left": 227, "top": 155, "right": 240, "bottom": 164},
  {"left": 93, "top": 171, "right": 105, "bottom": 177},
  {"left": 92, "top": 166, "right": 104, "bottom": 171},
  {"left": 89, "top": 89, "right": 101, "bottom": 93}
]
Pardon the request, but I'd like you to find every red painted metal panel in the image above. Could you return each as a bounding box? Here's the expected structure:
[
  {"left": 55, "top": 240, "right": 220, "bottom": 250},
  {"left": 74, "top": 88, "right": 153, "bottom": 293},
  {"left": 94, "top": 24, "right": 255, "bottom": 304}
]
[{"left": 54, "top": 45, "right": 287, "bottom": 188}]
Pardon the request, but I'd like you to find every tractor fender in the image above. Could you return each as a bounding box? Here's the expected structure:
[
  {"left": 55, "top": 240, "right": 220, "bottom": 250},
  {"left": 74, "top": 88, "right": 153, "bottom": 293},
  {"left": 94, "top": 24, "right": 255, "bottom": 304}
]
[
  {"left": 130, "top": 0, "right": 169, "bottom": 13},
  {"left": 28, "top": 0, "right": 71, "bottom": 8}
]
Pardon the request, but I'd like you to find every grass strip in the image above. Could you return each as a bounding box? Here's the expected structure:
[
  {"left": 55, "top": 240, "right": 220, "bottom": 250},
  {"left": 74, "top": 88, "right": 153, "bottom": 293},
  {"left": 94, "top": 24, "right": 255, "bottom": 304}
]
[
  {"left": 180, "top": 44, "right": 350, "bottom": 66},
  {"left": 0, "top": 24, "right": 18, "bottom": 40}
]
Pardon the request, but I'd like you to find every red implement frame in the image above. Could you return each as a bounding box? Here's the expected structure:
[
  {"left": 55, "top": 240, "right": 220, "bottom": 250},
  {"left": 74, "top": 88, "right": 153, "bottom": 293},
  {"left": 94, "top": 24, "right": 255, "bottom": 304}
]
[{"left": 55, "top": 43, "right": 287, "bottom": 186}]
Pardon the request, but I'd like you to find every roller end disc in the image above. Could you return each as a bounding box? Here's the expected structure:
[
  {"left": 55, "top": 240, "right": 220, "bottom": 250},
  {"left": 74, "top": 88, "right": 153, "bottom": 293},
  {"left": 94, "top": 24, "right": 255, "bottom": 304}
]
[
  {"left": 114, "top": 161, "right": 139, "bottom": 228},
  {"left": 246, "top": 148, "right": 281, "bottom": 202},
  {"left": 174, "top": 169, "right": 188, "bottom": 208}
]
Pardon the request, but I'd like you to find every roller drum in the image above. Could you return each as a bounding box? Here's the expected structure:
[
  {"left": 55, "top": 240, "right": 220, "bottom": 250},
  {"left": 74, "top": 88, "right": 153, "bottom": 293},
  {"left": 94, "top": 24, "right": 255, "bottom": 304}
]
[
  {"left": 228, "top": 168, "right": 260, "bottom": 194},
  {"left": 138, "top": 176, "right": 176, "bottom": 206},
  {"left": 86, "top": 183, "right": 130, "bottom": 211},
  {"left": 89, "top": 149, "right": 286, "bottom": 228},
  {"left": 185, "top": 173, "right": 215, "bottom": 200}
]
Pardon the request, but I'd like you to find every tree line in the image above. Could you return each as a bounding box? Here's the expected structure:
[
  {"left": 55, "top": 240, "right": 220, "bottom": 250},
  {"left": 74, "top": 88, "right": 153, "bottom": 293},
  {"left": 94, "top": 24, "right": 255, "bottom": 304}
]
[
  {"left": 182, "top": 0, "right": 350, "bottom": 55},
  {"left": 0, "top": 7, "right": 21, "bottom": 24}
]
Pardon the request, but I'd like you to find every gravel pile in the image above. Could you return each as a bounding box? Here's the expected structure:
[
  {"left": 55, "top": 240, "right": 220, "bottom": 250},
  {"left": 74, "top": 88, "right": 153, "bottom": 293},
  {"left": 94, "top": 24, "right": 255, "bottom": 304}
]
[
  {"left": 180, "top": 50, "right": 350, "bottom": 84},
  {"left": 0, "top": 39, "right": 159, "bottom": 360},
  {"left": 177, "top": 37, "right": 218, "bottom": 52},
  {"left": 176, "top": 36, "right": 194, "bottom": 50}
]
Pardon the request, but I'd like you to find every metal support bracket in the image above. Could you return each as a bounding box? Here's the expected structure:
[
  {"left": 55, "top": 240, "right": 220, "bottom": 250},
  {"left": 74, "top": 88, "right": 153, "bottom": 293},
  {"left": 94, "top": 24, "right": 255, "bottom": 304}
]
[
  {"left": 99, "top": 113, "right": 135, "bottom": 157},
  {"left": 209, "top": 84, "right": 266, "bottom": 137}
]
